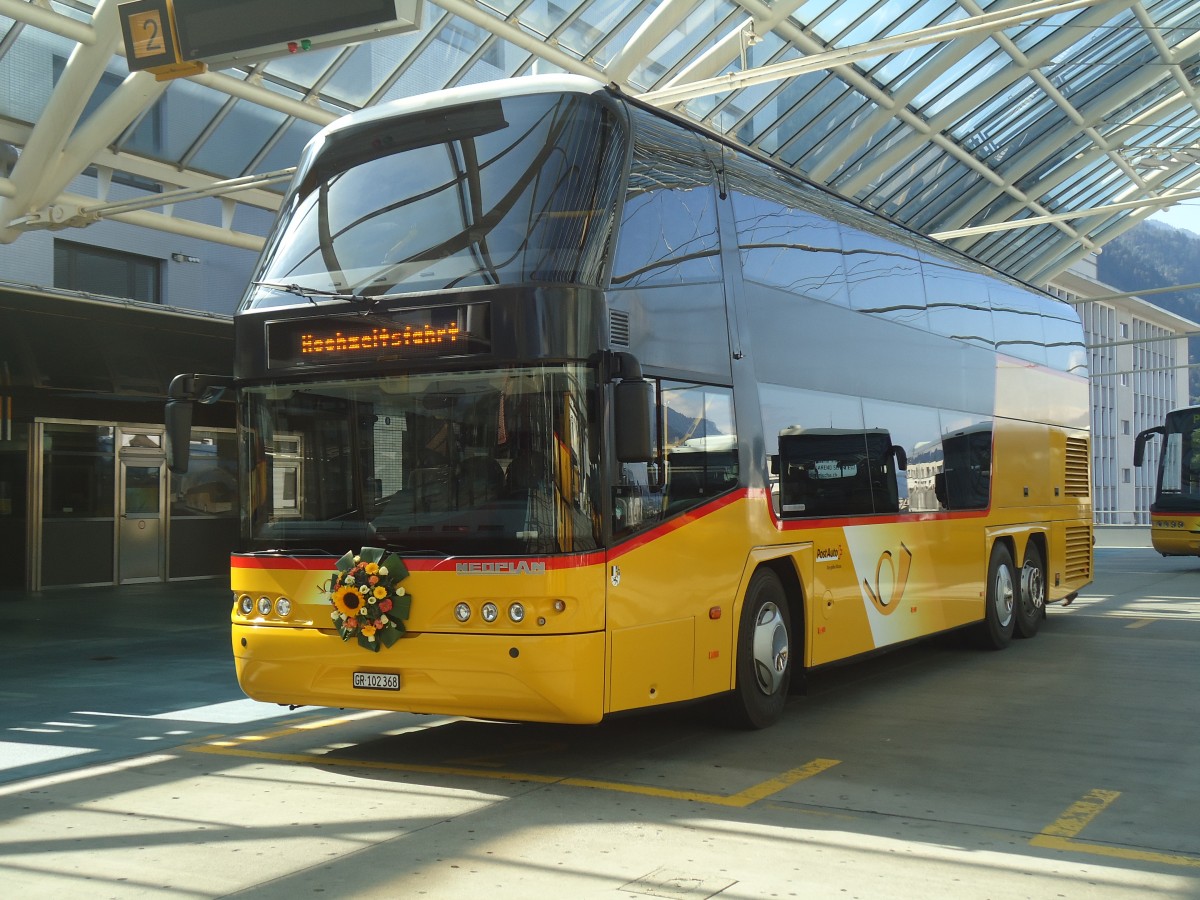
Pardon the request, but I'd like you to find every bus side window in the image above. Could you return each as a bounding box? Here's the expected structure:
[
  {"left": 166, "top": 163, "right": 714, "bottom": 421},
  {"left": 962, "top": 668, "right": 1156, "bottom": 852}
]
[
  {"left": 612, "top": 381, "right": 738, "bottom": 537},
  {"left": 938, "top": 419, "right": 993, "bottom": 510},
  {"left": 662, "top": 384, "right": 737, "bottom": 515}
]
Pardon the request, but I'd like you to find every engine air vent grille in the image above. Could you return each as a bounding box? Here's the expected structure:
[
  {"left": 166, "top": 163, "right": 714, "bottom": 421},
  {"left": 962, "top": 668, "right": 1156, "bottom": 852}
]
[
  {"left": 610, "top": 310, "right": 630, "bottom": 347},
  {"left": 1065, "top": 437, "right": 1090, "bottom": 498}
]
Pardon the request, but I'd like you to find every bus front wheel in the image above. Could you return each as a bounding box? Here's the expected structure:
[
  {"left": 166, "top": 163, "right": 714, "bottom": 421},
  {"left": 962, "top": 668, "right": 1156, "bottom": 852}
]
[
  {"left": 978, "top": 543, "right": 1017, "bottom": 649},
  {"left": 1015, "top": 541, "right": 1046, "bottom": 638},
  {"left": 728, "top": 569, "right": 792, "bottom": 729}
]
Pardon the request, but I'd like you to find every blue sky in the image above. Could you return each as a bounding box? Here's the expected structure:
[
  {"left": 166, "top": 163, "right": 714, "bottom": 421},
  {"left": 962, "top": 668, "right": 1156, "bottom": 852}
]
[{"left": 1151, "top": 201, "right": 1200, "bottom": 237}]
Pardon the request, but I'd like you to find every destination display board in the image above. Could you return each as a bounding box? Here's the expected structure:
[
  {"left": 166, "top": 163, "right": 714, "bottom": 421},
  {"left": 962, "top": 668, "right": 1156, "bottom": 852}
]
[{"left": 266, "top": 304, "right": 491, "bottom": 370}]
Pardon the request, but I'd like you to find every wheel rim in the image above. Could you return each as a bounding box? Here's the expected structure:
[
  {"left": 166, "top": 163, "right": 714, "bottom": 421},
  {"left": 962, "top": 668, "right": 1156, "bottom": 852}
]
[
  {"left": 994, "top": 564, "right": 1015, "bottom": 627},
  {"left": 1021, "top": 562, "right": 1045, "bottom": 616},
  {"left": 751, "top": 601, "right": 789, "bottom": 696}
]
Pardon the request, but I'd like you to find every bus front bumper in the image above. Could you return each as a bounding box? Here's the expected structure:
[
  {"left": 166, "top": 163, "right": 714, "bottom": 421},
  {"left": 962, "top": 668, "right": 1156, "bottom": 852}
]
[
  {"left": 232, "top": 625, "right": 606, "bottom": 725},
  {"left": 1151, "top": 529, "right": 1200, "bottom": 557}
]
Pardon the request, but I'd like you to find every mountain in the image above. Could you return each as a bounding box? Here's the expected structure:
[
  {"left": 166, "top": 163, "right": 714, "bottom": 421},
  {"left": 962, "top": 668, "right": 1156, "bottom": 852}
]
[{"left": 1095, "top": 219, "right": 1200, "bottom": 402}]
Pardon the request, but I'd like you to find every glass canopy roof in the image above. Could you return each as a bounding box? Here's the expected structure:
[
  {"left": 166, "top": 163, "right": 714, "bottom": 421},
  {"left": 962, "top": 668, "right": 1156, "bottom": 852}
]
[{"left": 1, "top": 0, "right": 1198, "bottom": 284}]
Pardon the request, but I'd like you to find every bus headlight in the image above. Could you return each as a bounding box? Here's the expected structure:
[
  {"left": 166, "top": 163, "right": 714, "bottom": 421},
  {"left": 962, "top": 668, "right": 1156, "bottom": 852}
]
[
  {"left": 275, "top": 598, "right": 292, "bottom": 617},
  {"left": 238, "top": 594, "right": 254, "bottom": 616},
  {"left": 454, "top": 602, "right": 471, "bottom": 623},
  {"left": 257, "top": 596, "right": 273, "bottom": 617},
  {"left": 508, "top": 603, "right": 525, "bottom": 623},
  {"left": 481, "top": 602, "right": 499, "bottom": 623}
]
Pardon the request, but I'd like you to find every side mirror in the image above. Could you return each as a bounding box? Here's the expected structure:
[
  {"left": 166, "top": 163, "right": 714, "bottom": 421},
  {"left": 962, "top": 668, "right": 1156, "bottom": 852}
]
[
  {"left": 1133, "top": 426, "right": 1164, "bottom": 468},
  {"left": 165, "top": 373, "right": 232, "bottom": 474},
  {"left": 614, "top": 378, "right": 655, "bottom": 462},
  {"left": 165, "top": 398, "right": 194, "bottom": 474},
  {"left": 891, "top": 444, "right": 908, "bottom": 471}
]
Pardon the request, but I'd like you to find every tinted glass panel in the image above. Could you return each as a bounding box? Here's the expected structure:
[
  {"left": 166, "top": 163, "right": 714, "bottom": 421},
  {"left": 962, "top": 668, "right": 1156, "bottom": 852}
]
[
  {"left": 729, "top": 161, "right": 848, "bottom": 306},
  {"left": 1042, "top": 310, "right": 1087, "bottom": 375},
  {"left": 244, "top": 93, "right": 624, "bottom": 309},
  {"left": 171, "top": 430, "right": 237, "bottom": 517},
  {"left": 990, "top": 284, "right": 1047, "bottom": 365},
  {"left": 611, "top": 110, "right": 721, "bottom": 288},
  {"left": 662, "top": 384, "right": 737, "bottom": 516},
  {"left": 1155, "top": 408, "right": 1200, "bottom": 511},
  {"left": 862, "top": 399, "right": 943, "bottom": 514},
  {"left": 920, "top": 252, "right": 995, "bottom": 349},
  {"left": 938, "top": 413, "right": 993, "bottom": 510},
  {"left": 42, "top": 424, "right": 114, "bottom": 519},
  {"left": 841, "top": 224, "right": 928, "bottom": 328},
  {"left": 778, "top": 428, "right": 876, "bottom": 517},
  {"left": 613, "top": 381, "right": 737, "bottom": 538},
  {"left": 243, "top": 366, "right": 600, "bottom": 554}
]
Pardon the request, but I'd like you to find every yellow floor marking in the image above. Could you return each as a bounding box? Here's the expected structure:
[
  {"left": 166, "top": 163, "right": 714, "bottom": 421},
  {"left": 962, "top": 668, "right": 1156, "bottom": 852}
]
[
  {"left": 1037, "top": 788, "right": 1120, "bottom": 838},
  {"left": 1125, "top": 619, "right": 1154, "bottom": 629},
  {"left": 1031, "top": 789, "right": 1200, "bottom": 869},
  {"left": 188, "top": 742, "right": 838, "bottom": 807},
  {"left": 215, "top": 710, "right": 387, "bottom": 746}
]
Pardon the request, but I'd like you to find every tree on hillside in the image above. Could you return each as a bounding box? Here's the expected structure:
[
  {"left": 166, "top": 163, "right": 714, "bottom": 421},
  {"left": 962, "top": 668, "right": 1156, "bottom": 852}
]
[{"left": 1096, "top": 220, "right": 1200, "bottom": 402}]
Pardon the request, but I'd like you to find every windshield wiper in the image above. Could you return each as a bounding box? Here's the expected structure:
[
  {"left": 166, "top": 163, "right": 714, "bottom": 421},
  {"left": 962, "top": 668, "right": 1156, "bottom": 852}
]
[
  {"left": 253, "top": 280, "right": 368, "bottom": 304},
  {"left": 253, "top": 280, "right": 410, "bottom": 310}
]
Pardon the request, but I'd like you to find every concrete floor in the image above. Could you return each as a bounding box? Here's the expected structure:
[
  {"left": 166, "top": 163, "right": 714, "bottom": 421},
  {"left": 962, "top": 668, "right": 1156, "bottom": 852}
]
[{"left": 1, "top": 546, "right": 1198, "bottom": 899}]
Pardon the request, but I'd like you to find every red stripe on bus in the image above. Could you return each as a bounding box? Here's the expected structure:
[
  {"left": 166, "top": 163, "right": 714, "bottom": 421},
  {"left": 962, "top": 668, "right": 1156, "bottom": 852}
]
[
  {"left": 230, "top": 551, "right": 607, "bottom": 572},
  {"left": 761, "top": 489, "right": 990, "bottom": 530},
  {"left": 610, "top": 489, "right": 749, "bottom": 558}
]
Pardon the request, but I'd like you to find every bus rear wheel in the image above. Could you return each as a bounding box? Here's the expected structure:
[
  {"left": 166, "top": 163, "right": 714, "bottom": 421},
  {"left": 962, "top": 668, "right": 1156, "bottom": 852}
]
[
  {"left": 1015, "top": 541, "right": 1046, "bottom": 638},
  {"left": 727, "top": 569, "right": 792, "bottom": 729},
  {"left": 978, "top": 543, "right": 1016, "bottom": 649}
]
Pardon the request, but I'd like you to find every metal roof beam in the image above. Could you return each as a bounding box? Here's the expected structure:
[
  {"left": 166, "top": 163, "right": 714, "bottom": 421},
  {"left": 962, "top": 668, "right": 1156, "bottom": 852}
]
[
  {"left": 190, "top": 70, "right": 338, "bottom": 127},
  {"left": 0, "top": 0, "right": 122, "bottom": 243},
  {"left": 604, "top": 0, "right": 697, "bottom": 84},
  {"left": 930, "top": 188, "right": 1200, "bottom": 239},
  {"left": 930, "top": 1, "right": 1170, "bottom": 247},
  {"left": 35, "top": 72, "right": 169, "bottom": 211},
  {"left": 664, "top": 1, "right": 805, "bottom": 89},
  {"left": 429, "top": 0, "right": 607, "bottom": 85},
  {"left": 835, "top": 1, "right": 1125, "bottom": 198},
  {"left": 0, "top": 0, "right": 95, "bottom": 45},
  {"left": 638, "top": 0, "right": 1114, "bottom": 107},
  {"left": 53, "top": 189, "right": 265, "bottom": 250}
]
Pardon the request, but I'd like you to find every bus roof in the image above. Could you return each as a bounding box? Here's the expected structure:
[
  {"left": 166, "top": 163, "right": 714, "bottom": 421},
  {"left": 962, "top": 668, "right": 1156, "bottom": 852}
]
[{"left": 318, "top": 74, "right": 608, "bottom": 142}]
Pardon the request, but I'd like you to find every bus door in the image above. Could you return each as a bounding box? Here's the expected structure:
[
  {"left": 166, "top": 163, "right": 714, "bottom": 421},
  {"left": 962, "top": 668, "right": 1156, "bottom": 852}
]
[
  {"left": 117, "top": 428, "right": 166, "bottom": 583},
  {"left": 607, "top": 381, "right": 740, "bottom": 711}
]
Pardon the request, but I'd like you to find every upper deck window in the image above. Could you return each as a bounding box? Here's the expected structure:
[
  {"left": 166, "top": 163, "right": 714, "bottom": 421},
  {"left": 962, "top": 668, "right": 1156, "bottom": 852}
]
[{"left": 243, "top": 92, "right": 624, "bottom": 310}]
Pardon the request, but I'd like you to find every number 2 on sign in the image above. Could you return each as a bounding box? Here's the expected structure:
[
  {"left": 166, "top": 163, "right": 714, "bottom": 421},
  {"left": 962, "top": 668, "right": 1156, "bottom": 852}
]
[{"left": 129, "top": 11, "right": 165, "bottom": 58}]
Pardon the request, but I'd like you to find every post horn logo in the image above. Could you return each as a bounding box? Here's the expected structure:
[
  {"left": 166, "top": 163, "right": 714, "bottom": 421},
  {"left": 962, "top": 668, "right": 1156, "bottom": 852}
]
[{"left": 863, "top": 543, "right": 912, "bottom": 615}]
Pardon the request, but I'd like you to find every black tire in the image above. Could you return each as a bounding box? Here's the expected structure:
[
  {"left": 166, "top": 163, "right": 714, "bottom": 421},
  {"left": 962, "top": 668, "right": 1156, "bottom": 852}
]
[
  {"left": 978, "top": 543, "right": 1017, "bottom": 649},
  {"left": 1015, "top": 541, "right": 1046, "bottom": 639},
  {"left": 727, "top": 569, "right": 792, "bottom": 729}
]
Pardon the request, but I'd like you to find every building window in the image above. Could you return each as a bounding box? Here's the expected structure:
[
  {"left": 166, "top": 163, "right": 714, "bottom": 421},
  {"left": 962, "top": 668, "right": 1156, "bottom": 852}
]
[
  {"left": 1122, "top": 419, "right": 1130, "bottom": 435},
  {"left": 1120, "top": 322, "right": 1129, "bottom": 338},
  {"left": 54, "top": 240, "right": 162, "bottom": 304},
  {"left": 1122, "top": 468, "right": 1131, "bottom": 484}
]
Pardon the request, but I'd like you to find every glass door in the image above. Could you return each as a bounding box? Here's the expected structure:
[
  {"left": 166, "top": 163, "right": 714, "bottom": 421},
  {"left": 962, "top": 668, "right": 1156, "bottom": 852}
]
[{"left": 118, "top": 430, "right": 166, "bottom": 583}]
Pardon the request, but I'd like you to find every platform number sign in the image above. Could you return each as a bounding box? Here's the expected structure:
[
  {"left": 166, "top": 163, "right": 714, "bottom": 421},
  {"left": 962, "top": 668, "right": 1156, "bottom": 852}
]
[{"left": 118, "top": 0, "right": 181, "bottom": 72}]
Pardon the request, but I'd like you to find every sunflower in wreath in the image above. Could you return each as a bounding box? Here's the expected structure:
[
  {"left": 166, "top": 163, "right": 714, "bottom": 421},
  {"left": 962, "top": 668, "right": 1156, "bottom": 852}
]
[{"left": 327, "top": 547, "right": 412, "bottom": 652}]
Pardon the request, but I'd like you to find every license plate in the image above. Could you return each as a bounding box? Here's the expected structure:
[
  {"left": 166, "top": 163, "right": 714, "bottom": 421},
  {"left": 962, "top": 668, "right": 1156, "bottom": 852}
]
[{"left": 352, "top": 672, "right": 400, "bottom": 691}]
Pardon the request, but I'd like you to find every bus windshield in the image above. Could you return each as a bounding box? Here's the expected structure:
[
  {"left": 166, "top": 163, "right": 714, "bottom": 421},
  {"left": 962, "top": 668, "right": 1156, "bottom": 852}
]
[
  {"left": 241, "top": 92, "right": 622, "bottom": 309},
  {"left": 1156, "top": 408, "right": 1200, "bottom": 510},
  {"left": 242, "top": 365, "right": 600, "bottom": 555}
]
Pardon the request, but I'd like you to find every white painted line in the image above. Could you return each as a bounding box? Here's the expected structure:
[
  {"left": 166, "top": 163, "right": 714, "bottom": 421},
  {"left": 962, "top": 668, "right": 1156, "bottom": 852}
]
[
  {"left": 0, "top": 741, "right": 95, "bottom": 773},
  {"left": 0, "top": 753, "right": 177, "bottom": 796},
  {"left": 73, "top": 699, "right": 310, "bottom": 725}
]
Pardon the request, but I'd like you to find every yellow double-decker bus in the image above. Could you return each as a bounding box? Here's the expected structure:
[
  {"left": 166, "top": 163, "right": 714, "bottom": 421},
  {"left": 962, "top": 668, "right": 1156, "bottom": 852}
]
[
  {"left": 167, "top": 76, "right": 1092, "bottom": 729},
  {"left": 1135, "top": 406, "right": 1200, "bottom": 556}
]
